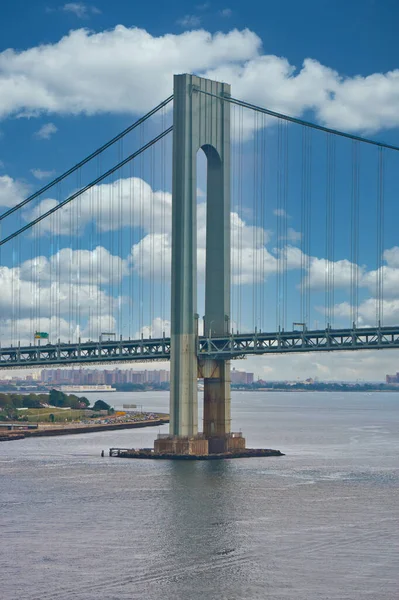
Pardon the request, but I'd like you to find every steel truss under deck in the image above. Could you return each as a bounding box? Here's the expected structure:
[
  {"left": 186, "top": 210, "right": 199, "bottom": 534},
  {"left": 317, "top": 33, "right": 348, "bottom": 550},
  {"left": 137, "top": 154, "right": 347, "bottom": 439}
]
[{"left": 1, "top": 326, "right": 399, "bottom": 368}]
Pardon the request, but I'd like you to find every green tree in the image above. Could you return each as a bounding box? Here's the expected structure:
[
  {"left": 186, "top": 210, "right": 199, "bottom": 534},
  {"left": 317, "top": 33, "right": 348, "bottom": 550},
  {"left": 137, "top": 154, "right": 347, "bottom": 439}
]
[
  {"left": 22, "top": 394, "right": 42, "bottom": 409},
  {"left": 49, "top": 389, "right": 67, "bottom": 407},
  {"left": 92, "top": 399, "right": 111, "bottom": 411},
  {"left": 66, "top": 394, "right": 82, "bottom": 409}
]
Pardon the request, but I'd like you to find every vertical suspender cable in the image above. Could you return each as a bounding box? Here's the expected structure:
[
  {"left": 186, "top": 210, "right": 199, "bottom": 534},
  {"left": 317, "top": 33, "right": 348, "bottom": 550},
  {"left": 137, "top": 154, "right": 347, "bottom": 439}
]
[
  {"left": 238, "top": 106, "right": 243, "bottom": 332},
  {"left": 276, "top": 119, "right": 282, "bottom": 330},
  {"left": 118, "top": 138, "right": 123, "bottom": 338},
  {"left": 129, "top": 152, "right": 134, "bottom": 339},
  {"left": 231, "top": 105, "right": 237, "bottom": 332},
  {"left": 301, "top": 126, "right": 312, "bottom": 326},
  {"left": 377, "top": 148, "right": 385, "bottom": 325},
  {"left": 350, "top": 141, "right": 360, "bottom": 326},
  {"left": 283, "top": 120, "right": 289, "bottom": 331},
  {"left": 325, "top": 134, "right": 336, "bottom": 327},
  {"left": 252, "top": 112, "right": 258, "bottom": 329},
  {"left": 259, "top": 113, "right": 266, "bottom": 331}
]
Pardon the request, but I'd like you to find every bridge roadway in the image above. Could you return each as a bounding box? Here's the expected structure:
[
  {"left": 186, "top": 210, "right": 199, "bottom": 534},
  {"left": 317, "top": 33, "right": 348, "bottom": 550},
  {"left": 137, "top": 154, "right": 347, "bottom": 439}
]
[{"left": 1, "top": 326, "right": 399, "bottom": 368}]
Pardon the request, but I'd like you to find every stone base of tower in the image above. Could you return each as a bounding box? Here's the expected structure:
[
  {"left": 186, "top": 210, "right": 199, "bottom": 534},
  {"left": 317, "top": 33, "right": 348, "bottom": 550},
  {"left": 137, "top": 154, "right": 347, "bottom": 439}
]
[
  {"left": 154, "top": 434, "right": 209, "bottom": 456},
  {"left": 153, "top": 432, "right": 246, "bottom": 456},
  {"left": 207, "top": 432, "right": 246, "bottom": 454}
]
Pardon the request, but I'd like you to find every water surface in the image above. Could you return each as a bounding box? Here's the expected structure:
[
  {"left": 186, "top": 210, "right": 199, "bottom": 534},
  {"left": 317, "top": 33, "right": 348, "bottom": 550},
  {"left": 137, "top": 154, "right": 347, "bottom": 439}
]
[{"left": 1, "top": 391, "right": 398, "bottom": 599}]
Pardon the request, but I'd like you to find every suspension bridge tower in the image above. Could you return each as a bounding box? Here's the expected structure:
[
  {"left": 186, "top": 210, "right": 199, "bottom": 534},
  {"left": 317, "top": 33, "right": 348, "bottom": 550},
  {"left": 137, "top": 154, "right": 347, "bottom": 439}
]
[{"left": 154, "top": 74, "right": 246, "bottom": 456}]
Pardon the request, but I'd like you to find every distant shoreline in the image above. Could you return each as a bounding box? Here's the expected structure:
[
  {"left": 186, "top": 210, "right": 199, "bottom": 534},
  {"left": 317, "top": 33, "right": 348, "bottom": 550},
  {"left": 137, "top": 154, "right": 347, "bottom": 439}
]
[{"left": 232, "top": 388, "right": 399, "bottom": 393}]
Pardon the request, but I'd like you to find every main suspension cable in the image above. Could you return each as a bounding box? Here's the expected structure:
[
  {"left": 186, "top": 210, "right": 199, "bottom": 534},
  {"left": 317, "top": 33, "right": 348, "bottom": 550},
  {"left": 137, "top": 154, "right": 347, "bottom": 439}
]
[
  {"left": 0, "top": 127, "right": 173, "bottom": 248},
  {"left": 0, "top": 96, "right": 173, "bottom": 222}
]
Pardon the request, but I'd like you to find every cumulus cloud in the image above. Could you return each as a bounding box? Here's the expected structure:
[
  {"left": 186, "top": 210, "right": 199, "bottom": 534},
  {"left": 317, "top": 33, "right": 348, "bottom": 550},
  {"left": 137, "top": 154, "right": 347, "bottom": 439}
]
[
  {"left": 129, "top": 203, "right": 277, "bottom": 284},
  {"left": 0, "top": 246, "right": 124, "bottom": 344},
  {"left": 34, "top": 123, "right": 58, "bottom": 139},
  {"left": 30, "top": 168, "right": 56, "bottom": 180},
  {"left": 0, "top": 313, "right": 115, "bottom": 346},
  {"left": 243, "top": 348, "right": 399, "bottom": 382},
  {"left": 0, "top": 24, "right": 398, "bottom": 133},
  {"left": 19, "top": 246, "right": 128, "bottom": 285},
  {"left": 281, "top": 227, "right": 301, "bottom": 243},
  {"left": 177, "top": 15, "right": 201, "bottom": 28},
  {"left": 383, "top": 246, "right": 399, "bottom": 268},
  {"left": 0, "top": 27, "right": 258, "bottom": 119},
  {"left": 0, "top": 315, "right": 77, "bottom": 346},
  {"left": 0, "top": 263, "right": 119, "bottom": 321},
  {"left": 62, "top": 3, "right": 101, "bottom": 18},
  {"left": 0, "top": 174, "right": 29, "bottom": 207},
  {"left": 273, "top": 208, "right": 289, "bottom": 218},
  {"left": 329, "top": 298, "right": 399, "bottom": 327},
  {"left": 26, "top": 177, "right": 172, "bottom": 236},
  {"left": 303, "top": 256, "right": 364, "bottom": 291},
  {"left": 136, "top": 317, "right": 171, "bottom": 339}
]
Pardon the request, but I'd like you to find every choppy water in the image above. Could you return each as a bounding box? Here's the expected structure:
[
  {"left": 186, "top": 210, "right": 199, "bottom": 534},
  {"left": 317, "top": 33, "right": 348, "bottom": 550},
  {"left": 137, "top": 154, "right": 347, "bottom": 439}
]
[{"left": 1, "top": 391, "right": 398, "bottom": 599}]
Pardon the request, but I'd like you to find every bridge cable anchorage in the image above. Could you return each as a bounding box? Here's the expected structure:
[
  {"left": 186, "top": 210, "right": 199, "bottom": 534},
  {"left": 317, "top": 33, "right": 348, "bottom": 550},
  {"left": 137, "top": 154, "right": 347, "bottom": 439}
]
[
  {"left": 0, "top": 96, "right": 173, "bottom": 223},
  {"left": 0, "top": 126, "right": 173, "bottom": 248}
]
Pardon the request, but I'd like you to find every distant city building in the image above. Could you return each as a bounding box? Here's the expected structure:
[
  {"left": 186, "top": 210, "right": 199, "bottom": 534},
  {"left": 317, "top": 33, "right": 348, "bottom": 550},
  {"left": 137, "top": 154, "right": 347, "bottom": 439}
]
[
  {"left": 231, "top": 368, "right": 254, "bottom": 385},
  {"left": 40, "top": 368, "right": 170, "bottom": 386},
  {"left": 386, "top": 372, "right": 399, "bottom": 384}
]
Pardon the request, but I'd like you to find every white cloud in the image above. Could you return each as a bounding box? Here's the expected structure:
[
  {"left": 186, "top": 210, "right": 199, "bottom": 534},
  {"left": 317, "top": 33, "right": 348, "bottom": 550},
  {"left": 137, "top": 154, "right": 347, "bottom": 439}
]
[
  {"left": 304, "top": 256, "right": 364, "bottom": 291},
  {"left": 0, "top": 24, "right": 397, "bottom": 133},
  {"left": 284, "top": 227, "right": 301, "bottom": 243},
  {"left": 0, "top": 316, "right": 77, "bottom": 346},
  {"left": 34, "top": 123, "right": 58, "bottom": 139},
  {"left": 19, "top": 246, "right": 128, "bottom": 285},
  {"left": 26, "top": 177, "right": 172, "bottom": 236},
  {"left": 362, "top": 266, "right": 399, "bottom": 298},
  {"left": 383, "top": 246, "right": 399, "bottom": 268},
  {"left": 82, "top": 315, "right": 116, "bottom": 339},
  {"left": 0, "top": 246, "right": 124, "bottom": 343},
  {"left": 129, "top": 203, "right": 276, "bottom": 284},
  {"left": 30, "top": 168, "right": 56, "bottom": 180},
  {"left": 0, "top": 313, "right": 115, "bottom": 346},
  {"left": 241, "top": 349, "right": 399, "bottom": 382},
  {"left": 0, "top": 27, "right": 258, "bottom": 119},
  {"left": 330, "top": 298, "right": 399, "bottom": 327},
  {"left": 177, "top": 15, "right": 202, "bottom": 28},
  {"left": 62, "top": 3, "right": 100, "bottom": 18},
  {"left": 0, "top": 174, "right": 29, "bottom": 207},
  {"left": 0, "top": 263, "right": 119, "bottom": 321},
  {"left": 273, "top": 208, "right": 289, "bottom": 218},
  {"left": 220, "top": 8, "right": 232, "bottom": 17},
  {"left": 136, "top": 317, "right": 170, "bottom": 339}
]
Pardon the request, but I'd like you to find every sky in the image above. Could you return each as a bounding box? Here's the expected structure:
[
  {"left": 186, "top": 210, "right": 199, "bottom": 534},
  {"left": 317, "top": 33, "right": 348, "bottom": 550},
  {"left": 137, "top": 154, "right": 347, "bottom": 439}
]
[{"left": 1, "top": 0, "right": 399, "bottom": 380}]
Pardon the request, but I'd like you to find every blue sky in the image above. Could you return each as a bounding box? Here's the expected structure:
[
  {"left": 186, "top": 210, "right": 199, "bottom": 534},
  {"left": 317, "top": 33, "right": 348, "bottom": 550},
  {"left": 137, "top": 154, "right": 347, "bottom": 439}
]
[{"left": 1, "top": 0, "right": 399, "bottom": 380}]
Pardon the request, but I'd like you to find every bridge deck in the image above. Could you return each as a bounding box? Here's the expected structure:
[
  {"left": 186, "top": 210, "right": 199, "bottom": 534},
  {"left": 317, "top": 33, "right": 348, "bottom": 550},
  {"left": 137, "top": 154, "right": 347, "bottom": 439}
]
[{"left": 0, "top": 326, "right": 398, "bottom": 368}]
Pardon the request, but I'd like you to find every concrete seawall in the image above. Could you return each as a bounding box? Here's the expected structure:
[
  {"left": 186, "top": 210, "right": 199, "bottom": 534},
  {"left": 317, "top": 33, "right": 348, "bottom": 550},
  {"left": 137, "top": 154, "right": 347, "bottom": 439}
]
[{"left": 0, "top": 418, "right": 169, "bottom": 441}]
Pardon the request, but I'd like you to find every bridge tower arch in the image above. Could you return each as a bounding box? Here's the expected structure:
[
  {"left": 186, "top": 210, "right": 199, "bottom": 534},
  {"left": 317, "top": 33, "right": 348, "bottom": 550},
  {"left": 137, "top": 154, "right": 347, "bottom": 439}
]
[{"left": 169, "top": 74, "right": 232, "bottom": 446}]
